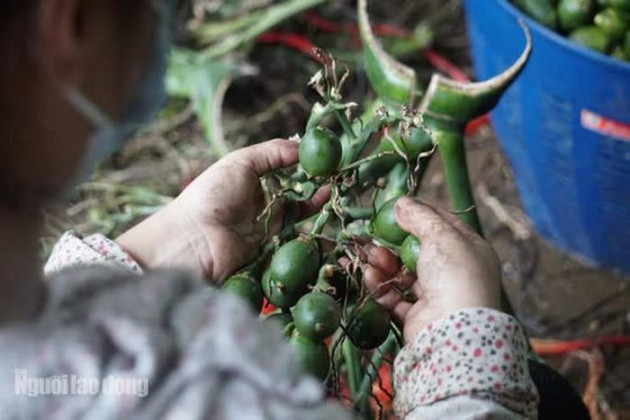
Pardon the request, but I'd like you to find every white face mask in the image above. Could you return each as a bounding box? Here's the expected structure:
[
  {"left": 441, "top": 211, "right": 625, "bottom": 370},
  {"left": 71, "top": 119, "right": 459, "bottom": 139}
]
[{"left": 63, "top": 0, "right": 176, "bottom": 188}]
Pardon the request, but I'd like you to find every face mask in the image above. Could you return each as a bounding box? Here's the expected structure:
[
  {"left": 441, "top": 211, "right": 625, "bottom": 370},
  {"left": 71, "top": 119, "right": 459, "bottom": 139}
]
[{"left": 63, "top": 0, "right": 176, "bottom": 187}]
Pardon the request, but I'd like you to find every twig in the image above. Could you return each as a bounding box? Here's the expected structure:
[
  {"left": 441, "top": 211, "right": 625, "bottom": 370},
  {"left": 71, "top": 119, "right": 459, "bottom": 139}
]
[
  {"left": 477, "top": 183, "right": 532, "bottom": 240},
  {"left": 573, "top": 348, "right": 605, "bottom": 420},
  {"left": 339, "top": 151, "right": 397, "bottom": 173}
]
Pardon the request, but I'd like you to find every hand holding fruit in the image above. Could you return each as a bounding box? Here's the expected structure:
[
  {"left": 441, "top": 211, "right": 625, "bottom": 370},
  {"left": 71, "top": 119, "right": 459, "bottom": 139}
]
[
  {"left": 116, "top": 139, "right": 328, "bottom": 283},
  {"left": 363, "top": 197, "right": 503, "bottom": 343}
]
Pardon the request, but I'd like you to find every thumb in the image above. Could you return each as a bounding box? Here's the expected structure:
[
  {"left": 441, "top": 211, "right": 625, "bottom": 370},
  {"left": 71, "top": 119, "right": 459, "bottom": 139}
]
[
  {"left": 228, "top": 139, "right": 299, "bottom": 177},
  {"left": 394, "top": 197, "right": 458, "bottom": 242}
]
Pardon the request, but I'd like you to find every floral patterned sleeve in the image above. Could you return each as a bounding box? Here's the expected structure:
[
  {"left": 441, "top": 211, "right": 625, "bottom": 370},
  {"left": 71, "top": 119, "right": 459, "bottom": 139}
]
[
  {"left": 44, "top": 231, "right": 143, "bottom": 274},
  {"left": 394, "top": 307, "right": 539, "bottom": 420}
]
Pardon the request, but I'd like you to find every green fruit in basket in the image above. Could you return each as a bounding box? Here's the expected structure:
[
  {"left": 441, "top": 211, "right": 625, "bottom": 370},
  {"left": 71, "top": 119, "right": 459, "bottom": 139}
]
[
  {"left": 557, "top": 0, "right": 596, "bottom": 32},
  {"left": 292, "top": 292, "right": 341, "bottom": 341},
  {"left": 299, "top": 126, "right": 342, "bottom": 178},
  {"left": 569, "top": 25, "right": 614, "bottom": 52},
  {"left": 222, "top": 273, "right": 263, "bottom": 312},
  {"left": 597, "top": 0, "right": 630, "bottom": 11},
  {"left": 513, "top": 0, "right": 559, "bottom": 29},
  {"left": 400, "top": 235, "right": 421, "bottom": 274},
  {"left": 371, "top": 198, "right": 408, "bottom": 246},
  {"left": 347, "top": 299, "right": 391, "bottom": 350},
  {"left": 290, "top": 332, "right": 330, "bottom": 381},
  {"left": 262, "top": 237, "right": 321, "bottom": 309},
  {"left": 595, "top": 8, "right": 630, "bottom": 41}
]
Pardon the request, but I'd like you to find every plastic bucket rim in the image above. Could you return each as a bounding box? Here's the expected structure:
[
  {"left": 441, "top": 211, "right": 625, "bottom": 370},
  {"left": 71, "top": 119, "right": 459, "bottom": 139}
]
[{"left": 494, "top": 0, "right": 630, "bottom": 72}]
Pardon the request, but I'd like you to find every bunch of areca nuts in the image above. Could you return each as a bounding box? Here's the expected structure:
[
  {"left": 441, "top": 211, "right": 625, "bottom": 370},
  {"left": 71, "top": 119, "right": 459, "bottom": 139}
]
[
  {"left": 221, "top": 122, "right": 425, "bottom": 381},
  {"left": 217, "top": 0, "right": 532, "bottom": 391}
]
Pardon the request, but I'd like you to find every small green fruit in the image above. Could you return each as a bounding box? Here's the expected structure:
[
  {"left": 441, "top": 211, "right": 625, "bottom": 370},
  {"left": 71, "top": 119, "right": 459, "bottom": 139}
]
[
  {"left": 594, "top": 8, "right": 629, "bottom": 41},
  {"left": 262, "top": 237, "right": 321, "bottom": 308},
  {"left": 371, "top": 198, "right": 407, "bottom": 246},
  {"left": 290, "top": 332, "right": 330, "bottom": 381},
  {"left": 557, "top": 0, "right": 595, "bottom": 32},
  {"left": 222, "top": 273, "right": 263, "bottom": 312},
  {"left": 597, "top": 0, "right": 630, "bottom": 12},
  {"left": 292, "top": 292, "right": 341, "bottom": 341},
  {"left": 400, "top": 235, "right": 421, "bottom": 274},
  {"left": 569, "top": 25, "right": 614, "bottom": 53},
  {"left": 347, "top": 299, "right": 391, "bottom": 350},
  {"left": 299, "top": 127, "right": 342, "bottom": 177}
]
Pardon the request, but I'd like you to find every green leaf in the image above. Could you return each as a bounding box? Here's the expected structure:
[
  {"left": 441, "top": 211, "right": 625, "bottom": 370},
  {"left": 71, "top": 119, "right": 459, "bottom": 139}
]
[
  {"left": 166, "top": 48, "right": 247, "bottom": 157},
  {"left": 358, "top": 0, "right": 418, "bottom": 107},
  {"left": 200, "top": 0, "right": 327, "bottom": 59}
]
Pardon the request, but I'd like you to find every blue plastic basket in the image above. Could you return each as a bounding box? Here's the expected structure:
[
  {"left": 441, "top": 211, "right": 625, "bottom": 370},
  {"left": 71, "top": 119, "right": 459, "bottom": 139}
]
[{"left": 463, "top": 0, "right": 630, "bottom": 273}]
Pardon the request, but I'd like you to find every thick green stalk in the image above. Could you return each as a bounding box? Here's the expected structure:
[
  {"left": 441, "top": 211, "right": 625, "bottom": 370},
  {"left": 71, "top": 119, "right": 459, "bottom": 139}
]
[
  {"left": 353, "top": 334, "right": 396, "bottom": 413},
  {"left": 340, "top": 100, "right": 385, "bottom": 167},
  {"left": 335, "top": 110, "right": 357, "bottom": 141},
  {"left": 342, "top": 206, "right": 374, "bottom": 221},
  {"left": 375, "top": 163, "right": 409, "bottom": 209},
  {"left": 342, "top": 338, "right": 364, "bottom": 409},
  {"left": 357, "top": 0, "right": 418, "bottom": 106},
  {"left": 425, "top": 114, "right": 518, "bottom": 316},
  {"left": 425, "top": 114, "right": 482, "bottom": 234},
  {"left": 310, "top": 203, "right": 333, "bottom": 236}
]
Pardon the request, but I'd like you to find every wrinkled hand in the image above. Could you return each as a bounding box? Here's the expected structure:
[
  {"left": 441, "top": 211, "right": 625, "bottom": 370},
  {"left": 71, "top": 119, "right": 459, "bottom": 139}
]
[
  {"left": 362, "top": 197, "right": 502, "bottom": 343},
  {"left": 117, "top": 139, "right": 328, "bottom": 283}
]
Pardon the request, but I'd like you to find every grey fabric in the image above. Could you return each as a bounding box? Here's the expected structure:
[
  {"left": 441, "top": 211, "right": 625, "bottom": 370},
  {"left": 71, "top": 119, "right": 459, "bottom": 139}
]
[{"left": 0, "top": 265, "right": 350, "bottom": 420}]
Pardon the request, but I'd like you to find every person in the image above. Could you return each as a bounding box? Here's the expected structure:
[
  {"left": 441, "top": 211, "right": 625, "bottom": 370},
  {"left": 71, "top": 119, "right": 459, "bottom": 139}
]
[{"left": 0, "top": 0, "right": 584, "bottom": 419}]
